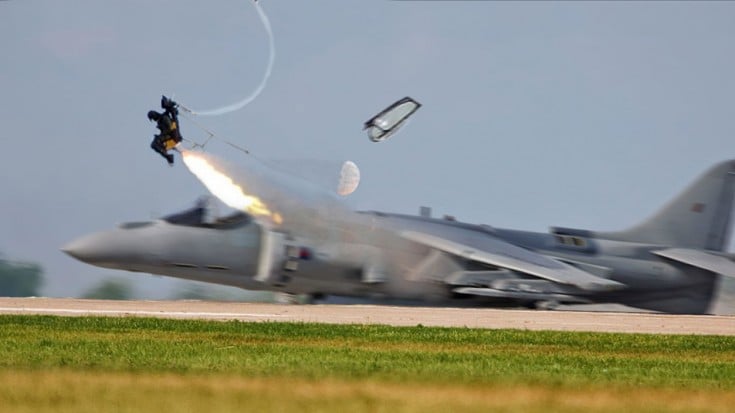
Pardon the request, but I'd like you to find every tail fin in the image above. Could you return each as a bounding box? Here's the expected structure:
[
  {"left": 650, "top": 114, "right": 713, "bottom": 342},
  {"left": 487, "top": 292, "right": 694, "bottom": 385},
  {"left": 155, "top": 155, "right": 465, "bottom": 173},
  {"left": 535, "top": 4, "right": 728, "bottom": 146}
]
[{"left": 598, "top": 160, "right": 735, "bottom": 251}]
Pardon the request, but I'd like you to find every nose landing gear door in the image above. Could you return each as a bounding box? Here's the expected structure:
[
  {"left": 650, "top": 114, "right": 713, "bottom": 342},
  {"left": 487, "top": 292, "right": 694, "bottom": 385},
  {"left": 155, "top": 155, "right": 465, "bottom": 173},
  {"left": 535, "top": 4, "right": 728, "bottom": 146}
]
[
  {"left": 255, "top": 230, "right": 286, "bottom": 284},
  {"left": 255, "top": 229, "right": 308, "bottom": 286}
]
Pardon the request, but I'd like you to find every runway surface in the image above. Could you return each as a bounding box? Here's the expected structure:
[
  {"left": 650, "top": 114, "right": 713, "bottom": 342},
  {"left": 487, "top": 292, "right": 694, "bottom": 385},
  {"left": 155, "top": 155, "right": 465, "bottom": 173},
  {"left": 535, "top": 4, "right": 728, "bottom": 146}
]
[{"left": 0, "top": 297, "right": 733, "bottom": 335}]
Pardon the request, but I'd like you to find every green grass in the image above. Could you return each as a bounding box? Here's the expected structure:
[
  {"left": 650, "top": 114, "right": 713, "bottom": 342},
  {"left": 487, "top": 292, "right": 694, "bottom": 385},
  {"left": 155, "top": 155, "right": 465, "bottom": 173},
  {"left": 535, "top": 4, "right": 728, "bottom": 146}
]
[{"left": 0, "top": 315, "right": 734, "bottom": 412}]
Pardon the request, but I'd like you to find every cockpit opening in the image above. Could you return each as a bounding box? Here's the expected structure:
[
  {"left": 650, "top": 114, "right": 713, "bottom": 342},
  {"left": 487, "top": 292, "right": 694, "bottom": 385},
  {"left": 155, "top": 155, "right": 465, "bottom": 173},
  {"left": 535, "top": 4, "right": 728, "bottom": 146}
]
[{"left": 162, "top": 199, "right": 252, "bottom": 229}]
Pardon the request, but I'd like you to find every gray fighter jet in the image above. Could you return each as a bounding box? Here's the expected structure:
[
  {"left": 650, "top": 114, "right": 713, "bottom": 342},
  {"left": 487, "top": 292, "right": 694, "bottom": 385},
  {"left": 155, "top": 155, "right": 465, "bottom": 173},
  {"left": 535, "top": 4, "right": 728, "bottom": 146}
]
[{"left": 63, "top": 153, "right": 735, "bottom": 314}]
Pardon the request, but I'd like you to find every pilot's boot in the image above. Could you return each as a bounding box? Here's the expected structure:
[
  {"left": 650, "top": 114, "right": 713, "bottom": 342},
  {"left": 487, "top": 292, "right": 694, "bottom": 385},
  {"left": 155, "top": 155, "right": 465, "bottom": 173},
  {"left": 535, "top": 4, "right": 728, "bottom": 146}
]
[{"left": 151, "top": 141, "right": 171, "bottom": 164}]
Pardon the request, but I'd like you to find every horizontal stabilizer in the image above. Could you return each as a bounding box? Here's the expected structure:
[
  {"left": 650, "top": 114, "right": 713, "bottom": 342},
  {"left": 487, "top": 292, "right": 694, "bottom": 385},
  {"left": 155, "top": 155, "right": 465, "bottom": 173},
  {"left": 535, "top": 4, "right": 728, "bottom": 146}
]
[
  {"left": 401, "top": 231, "right": 624, "bottom": 292},
  {"left": 652, "top": 248, "right": 735, "bottom": 278}
]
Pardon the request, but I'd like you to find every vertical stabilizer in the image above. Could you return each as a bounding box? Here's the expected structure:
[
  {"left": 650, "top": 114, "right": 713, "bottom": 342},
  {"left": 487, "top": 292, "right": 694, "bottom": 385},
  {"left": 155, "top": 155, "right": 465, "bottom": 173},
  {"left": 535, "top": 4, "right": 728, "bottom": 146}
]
[{"left": 599, "top": 160, "right": 735, "bottom": 251}]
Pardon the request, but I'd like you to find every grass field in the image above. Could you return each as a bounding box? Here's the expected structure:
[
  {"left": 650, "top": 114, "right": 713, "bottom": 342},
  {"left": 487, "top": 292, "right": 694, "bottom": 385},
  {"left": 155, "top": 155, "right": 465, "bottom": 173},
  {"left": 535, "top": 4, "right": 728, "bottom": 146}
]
[{"left": 1, "top": 315, "right": 734, "bottom": 412}]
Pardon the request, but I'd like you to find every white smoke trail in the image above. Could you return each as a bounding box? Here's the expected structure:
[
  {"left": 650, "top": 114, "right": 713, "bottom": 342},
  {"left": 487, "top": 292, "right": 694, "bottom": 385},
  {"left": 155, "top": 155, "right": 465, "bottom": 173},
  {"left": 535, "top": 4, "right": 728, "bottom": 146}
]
[{"left": 189, "top": 1, "right": 274, "bottom": 116}]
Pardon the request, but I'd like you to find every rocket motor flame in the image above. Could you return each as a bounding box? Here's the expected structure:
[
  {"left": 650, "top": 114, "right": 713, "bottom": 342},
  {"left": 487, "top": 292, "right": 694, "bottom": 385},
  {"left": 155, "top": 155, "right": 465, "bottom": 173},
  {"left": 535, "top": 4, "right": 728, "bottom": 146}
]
[
  {"left": 181, "top": 149, "right": 361, "bottom": 241},
  {"left": 181, "top": 150, "right": 280, "bottom": 223}
]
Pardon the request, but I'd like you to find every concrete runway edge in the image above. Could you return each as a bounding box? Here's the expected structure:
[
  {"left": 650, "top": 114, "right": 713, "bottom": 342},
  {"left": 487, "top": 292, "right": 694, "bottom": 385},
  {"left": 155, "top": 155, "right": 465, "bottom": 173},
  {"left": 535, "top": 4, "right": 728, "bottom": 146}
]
[{"left": 0, "top": 297, "right": 733, "bottom": 335}]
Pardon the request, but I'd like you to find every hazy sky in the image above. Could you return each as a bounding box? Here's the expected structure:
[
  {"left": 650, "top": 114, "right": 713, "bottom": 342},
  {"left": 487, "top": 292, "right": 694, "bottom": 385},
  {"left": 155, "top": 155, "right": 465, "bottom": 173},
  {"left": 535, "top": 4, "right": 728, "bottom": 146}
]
[{"left": 1, "top": 1, "right": 734, "bottom": 298}]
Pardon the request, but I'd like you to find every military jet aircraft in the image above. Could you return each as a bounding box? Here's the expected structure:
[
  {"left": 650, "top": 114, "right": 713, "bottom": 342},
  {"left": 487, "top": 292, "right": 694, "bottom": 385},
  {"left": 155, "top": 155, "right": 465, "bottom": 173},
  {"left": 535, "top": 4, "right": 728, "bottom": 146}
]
[{"left": 63, "top": 152, "right": 735, "bottom": 314}]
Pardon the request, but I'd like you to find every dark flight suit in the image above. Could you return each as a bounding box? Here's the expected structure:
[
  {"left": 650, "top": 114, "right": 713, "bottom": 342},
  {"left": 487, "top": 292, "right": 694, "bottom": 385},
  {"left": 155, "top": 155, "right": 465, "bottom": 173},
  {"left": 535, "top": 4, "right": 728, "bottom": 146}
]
[
  {"left": 150, "top": 113, "right": 177, "bottom": 164},
  {"left": 150, "top": 97, "right": 184, "bottom": 165}
]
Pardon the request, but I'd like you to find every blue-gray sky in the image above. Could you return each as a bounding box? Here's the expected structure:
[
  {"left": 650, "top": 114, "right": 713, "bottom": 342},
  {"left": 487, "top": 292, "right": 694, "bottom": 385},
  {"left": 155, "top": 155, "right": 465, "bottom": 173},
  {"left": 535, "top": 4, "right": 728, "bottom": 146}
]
[{"left": 1, "top": 1, "right": 734, "bottom": 298}]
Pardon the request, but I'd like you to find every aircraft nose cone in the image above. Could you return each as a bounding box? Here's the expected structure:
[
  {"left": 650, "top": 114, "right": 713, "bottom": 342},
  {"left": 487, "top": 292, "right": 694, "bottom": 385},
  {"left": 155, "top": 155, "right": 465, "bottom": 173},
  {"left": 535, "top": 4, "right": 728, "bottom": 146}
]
[
  {"left": 63, "top": 227, "right": 162, "bottom": 270},
  {"left": 62, "top": 234, "right": 106, "bottom": 264}
]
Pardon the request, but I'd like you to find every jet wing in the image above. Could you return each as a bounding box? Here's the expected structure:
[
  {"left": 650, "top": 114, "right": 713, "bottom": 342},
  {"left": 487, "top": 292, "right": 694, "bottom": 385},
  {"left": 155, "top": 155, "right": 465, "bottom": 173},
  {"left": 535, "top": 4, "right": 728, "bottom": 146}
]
[
  {"left": 453, "top": 287, "right": 593, "bottom": 304},
  {"left": 652, "top": 248, "right": 735, "bottom": 278},
  {"left": 401, "top": 231, "right": 624, "bottom": 292}
]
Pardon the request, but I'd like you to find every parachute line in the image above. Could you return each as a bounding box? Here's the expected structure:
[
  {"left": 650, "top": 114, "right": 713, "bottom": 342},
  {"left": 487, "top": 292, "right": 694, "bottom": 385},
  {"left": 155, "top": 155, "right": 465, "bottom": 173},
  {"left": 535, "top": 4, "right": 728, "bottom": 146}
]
[
  {"left": 188, "top": 1, "right": 274, "bottom": 116},
  {"left": 180, "top": 111, "right": 250, "bottom": 155}
]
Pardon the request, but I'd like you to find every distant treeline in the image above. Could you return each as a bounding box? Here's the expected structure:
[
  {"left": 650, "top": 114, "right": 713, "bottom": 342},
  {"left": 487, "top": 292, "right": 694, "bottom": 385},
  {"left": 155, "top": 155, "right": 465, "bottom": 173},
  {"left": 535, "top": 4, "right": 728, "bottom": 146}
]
[{"left": 0, "top": 256, "right": 43, "bottom": 297}]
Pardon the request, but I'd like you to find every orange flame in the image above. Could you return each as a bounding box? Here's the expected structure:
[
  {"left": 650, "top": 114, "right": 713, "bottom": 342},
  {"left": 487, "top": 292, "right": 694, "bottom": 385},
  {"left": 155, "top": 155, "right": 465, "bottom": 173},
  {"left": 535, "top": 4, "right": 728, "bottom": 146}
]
[{"left": 182, "top": 151, "right": 277, "bottom": 221}]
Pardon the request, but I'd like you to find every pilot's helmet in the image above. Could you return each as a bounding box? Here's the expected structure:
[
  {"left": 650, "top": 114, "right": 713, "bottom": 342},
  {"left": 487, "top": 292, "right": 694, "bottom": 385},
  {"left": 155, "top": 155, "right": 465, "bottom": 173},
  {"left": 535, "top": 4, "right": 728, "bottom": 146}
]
[
  {"left": 147, "top": 110, "right": 161, "bottom": 121},
  {"left": 161, "top": 95, "right": 175, "bottom": 109}
]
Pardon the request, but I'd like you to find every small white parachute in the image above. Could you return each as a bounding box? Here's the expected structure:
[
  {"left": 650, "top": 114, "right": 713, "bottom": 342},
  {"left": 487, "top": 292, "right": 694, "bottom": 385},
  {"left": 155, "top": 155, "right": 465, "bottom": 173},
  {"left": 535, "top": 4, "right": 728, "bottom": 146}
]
[
  {"left": 337, "top": 161, "right": 360, "bottom": 196},
  {"left": 257, "top": 159, "right": 361, "bottom": 197},
  {"left": 364, "top": 96, "right": 421, "bottom": 142}
]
